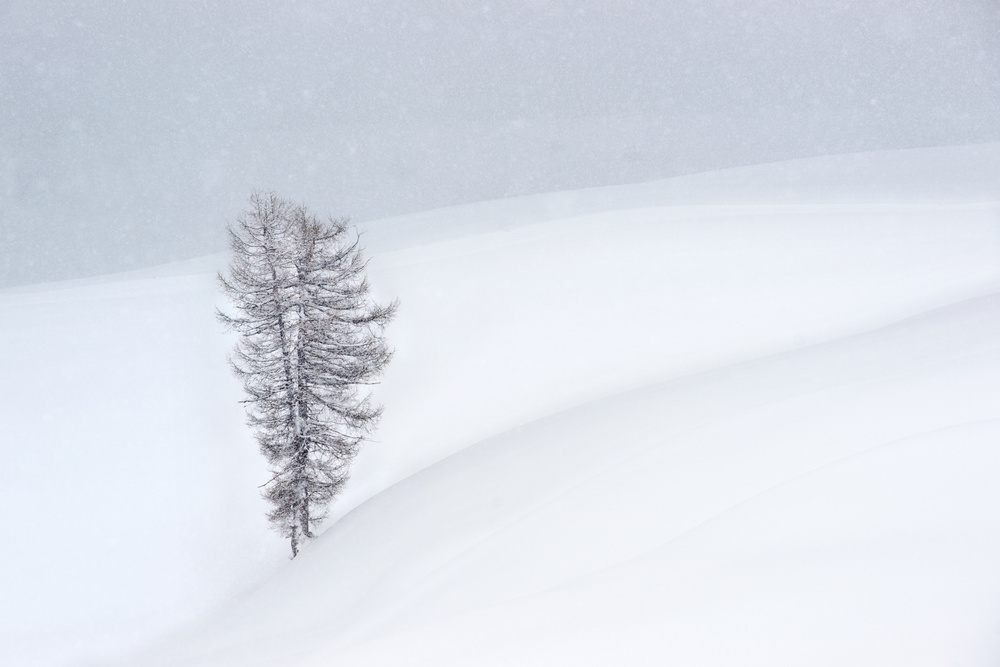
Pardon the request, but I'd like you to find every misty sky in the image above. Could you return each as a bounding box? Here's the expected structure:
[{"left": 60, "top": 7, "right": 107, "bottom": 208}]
[{"left": 2, "top": 0, "right": 999, "bottom": 286}]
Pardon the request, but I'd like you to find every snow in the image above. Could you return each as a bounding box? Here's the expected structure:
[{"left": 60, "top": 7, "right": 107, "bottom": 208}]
[{"left": 1, "top": 144, "right": 1000, "bottom": 666}]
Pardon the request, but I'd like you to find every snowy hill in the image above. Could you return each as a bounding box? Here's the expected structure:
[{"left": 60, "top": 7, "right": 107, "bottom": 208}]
[{"left": 1, "top": 144, "right": 999, "bottom": 666}]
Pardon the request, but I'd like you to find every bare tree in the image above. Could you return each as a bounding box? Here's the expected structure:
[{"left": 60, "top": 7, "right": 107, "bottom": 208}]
[{"left": 219, "top": 192, "right": 396, "bottom": 557}]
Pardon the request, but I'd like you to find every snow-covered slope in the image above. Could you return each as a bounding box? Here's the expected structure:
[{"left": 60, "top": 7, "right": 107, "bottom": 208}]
[
  {"left": 134, "top": 293, "right": 1000, "bottom": 667},
  {"left": 1, "top": 144, "right": 999, "bottom": 666}
]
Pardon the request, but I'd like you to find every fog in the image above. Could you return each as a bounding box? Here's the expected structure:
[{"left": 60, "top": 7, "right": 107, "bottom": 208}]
[{"left": 2, "top": 0, "right": 998, "bottom": 286}]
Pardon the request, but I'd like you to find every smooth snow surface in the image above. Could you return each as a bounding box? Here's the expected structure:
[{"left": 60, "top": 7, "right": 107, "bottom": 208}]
[{"left": 1, "top": 145, "right": 1000, "bottom": 666}]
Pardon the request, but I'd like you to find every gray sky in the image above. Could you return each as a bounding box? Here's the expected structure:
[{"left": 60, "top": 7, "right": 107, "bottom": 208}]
[{"left": 2, "top": 0, "right": 999, "bottom": 286}]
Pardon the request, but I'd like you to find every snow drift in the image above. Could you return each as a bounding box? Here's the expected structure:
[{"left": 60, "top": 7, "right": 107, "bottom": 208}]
[{"left": 1, "top": 144, "right": 999, "bottom": 666}]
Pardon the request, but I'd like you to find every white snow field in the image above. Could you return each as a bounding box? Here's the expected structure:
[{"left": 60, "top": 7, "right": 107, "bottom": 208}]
[{"left": 2, "top": 144, "right": 1000, "bottom": 666}]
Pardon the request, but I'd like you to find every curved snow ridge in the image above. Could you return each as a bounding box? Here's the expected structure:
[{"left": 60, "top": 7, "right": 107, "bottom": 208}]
[
  {"left": 349, "top": 199, "right": 1000, "bottom": 517},
  {"left": 323, "top": 341, "right": 1000, "bottom": 653},
  {"left": 321, "top": 419, "right": 1000, "bottom": 667},
  {"left": 334, "top": 387, "right": 1000, "bottom": 648},
  {"left": 123, "top": 288, "right": 1000, "bottom": 667},
  {"left": 7, "top": 145, "right": 1000, "bottom": 667}
]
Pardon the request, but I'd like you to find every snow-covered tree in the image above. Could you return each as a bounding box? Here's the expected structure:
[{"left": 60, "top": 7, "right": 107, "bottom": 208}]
[{"left": 219, "top": 192, "right": 396, "bottom": 557}]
